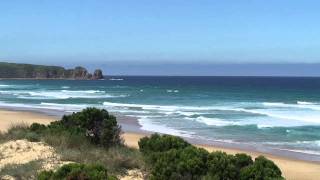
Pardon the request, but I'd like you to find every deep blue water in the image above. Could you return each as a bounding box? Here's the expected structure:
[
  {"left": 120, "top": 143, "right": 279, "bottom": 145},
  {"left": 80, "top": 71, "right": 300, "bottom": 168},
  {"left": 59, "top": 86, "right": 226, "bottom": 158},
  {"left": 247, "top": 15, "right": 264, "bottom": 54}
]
[{"left": 1, "top": 76, "right": 320, "bottom": 155}]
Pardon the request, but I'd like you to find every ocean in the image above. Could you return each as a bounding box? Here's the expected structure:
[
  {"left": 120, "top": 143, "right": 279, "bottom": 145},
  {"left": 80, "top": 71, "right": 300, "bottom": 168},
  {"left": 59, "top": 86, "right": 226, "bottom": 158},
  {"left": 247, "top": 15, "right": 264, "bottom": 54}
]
[{"left": 1, "top": 76, "right": 320, "bottom": 159}]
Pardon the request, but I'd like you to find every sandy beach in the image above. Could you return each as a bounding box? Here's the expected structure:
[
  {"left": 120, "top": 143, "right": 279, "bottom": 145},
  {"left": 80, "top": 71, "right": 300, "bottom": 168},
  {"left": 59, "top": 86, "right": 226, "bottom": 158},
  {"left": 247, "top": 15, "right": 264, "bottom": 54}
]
[
  {"left": 1, "top": 109, "right": 320, "bottom": 180},
  {"left": 0, "top": 110, "right": 58, "bottom": 132}
]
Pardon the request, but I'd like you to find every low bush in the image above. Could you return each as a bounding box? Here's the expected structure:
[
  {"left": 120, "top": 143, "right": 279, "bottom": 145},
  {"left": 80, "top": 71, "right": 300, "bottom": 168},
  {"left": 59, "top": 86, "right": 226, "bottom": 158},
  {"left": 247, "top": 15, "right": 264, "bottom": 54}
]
[
  {"left": 138, "top": 133, "right": 192, "bottom": 166},
  {"left": 29, "top": 123, "right": 47, "bottom": 133},
  {"left": 240, "top": 156, "right": 284, "bottom": 180},
  {"left": 51, "top": 107, "right": 123, "bottom": 148},
  {"left": 38, "top": 163, "right": 116, "bottom": 180},
  {"left": 205, "top": 151, "right": 247, "bottom": 180},
  {"left": 139, "top": 133, "right": 283, "bottom": 180},
  {"left": 138, "top": 133, "right": 191, "bottom": 154},
  {"left": 151, "top": 146, "right": 209, "bottom": 180}
]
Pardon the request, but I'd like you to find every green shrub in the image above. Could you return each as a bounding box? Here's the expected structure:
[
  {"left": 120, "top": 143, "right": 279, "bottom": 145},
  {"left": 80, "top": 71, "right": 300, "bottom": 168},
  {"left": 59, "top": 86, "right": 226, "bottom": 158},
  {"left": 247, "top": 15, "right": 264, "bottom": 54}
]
[
  {"left": 25, "top": 131, "right": 41, "bottom": 142},
  {"left": 141, "top": 133, "right": 283, "bottom": 180},
  {"left": 234, "top": 153, "right": 254, "bottom": 169},
  {"left": 240, "top": 156, "right": 283, "bottom": 180},
  {"left": 38, "top": 163, "right": 116, "bottom": 180},
  {"left": 138, "top": 133, "right": 191, "bottom": 154},
  {"left": 30, "top": 123, "right": 47, "bottom": 133},
  {"left": 150, "top": 146, "right": 209, "bottom": 180},
  {"left": 58, "top": 108, "right": 123, "bottom": 147},
  {"left": 205, "top": 151, "right": 238, "bottom": 180},
  {"left": 203, "top": 152, "right": 254, "bottom": 180}
]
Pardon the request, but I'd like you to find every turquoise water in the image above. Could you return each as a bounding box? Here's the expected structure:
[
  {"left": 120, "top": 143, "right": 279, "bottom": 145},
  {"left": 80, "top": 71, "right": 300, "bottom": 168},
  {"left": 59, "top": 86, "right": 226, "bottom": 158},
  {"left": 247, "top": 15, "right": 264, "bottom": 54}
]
[{"left": 1, "top": 77, "right": 320, "bottom": 156}]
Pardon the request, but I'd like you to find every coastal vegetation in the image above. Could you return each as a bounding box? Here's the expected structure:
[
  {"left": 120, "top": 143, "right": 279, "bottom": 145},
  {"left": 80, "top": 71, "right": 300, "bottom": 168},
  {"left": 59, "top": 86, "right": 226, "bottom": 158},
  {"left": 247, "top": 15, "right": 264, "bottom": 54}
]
[
  {"left": 0, "top": 62, "right": 103, "bottom": 79},
  {"left": 38, "top": 163, "right": 116, "bottom": 180},
  {"left": 139, "top": 134, "right": 283, "bottom": 180},
  {"left": 0, "top": 108, "right": 284, "bottom": 179}
]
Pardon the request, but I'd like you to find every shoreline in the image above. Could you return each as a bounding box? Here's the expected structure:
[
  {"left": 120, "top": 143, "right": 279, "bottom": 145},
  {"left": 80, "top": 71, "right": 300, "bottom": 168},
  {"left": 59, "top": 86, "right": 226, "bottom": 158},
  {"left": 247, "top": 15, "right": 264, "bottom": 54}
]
[
  {"left": 1, "top": 107, "right": 320, "bottom": 162},
  {"left": 1, "top": 109, "right": 320, "bottom": 179}
]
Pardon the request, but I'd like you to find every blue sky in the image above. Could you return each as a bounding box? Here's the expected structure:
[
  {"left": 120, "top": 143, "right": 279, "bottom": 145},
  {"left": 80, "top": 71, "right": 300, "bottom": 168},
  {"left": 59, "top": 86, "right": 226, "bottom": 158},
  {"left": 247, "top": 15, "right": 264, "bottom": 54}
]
[{"left": 1, "top": 0, "right": 320, "bottom": 75}]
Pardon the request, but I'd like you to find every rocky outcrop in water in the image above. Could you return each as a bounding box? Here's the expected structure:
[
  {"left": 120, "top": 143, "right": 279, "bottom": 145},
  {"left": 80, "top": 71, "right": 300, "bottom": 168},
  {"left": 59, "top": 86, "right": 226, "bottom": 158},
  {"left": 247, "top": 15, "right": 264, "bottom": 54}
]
[
  {"left": 93, "top": 69, "right": 103, "bottom": 79},
  {"left": 0, "top": 62, "right": 104, "bottom": 80}
]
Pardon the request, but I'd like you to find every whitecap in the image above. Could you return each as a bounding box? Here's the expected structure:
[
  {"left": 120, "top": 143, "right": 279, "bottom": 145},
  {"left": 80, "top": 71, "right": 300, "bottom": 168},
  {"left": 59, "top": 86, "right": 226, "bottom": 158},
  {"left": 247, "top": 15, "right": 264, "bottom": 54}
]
[
  {"left": 166, "top": 89, "right": 179, "bottom": 93},
  {"left": 137, "top": 116, "right": 195, "bottom": 138},
  {"left": 194, "top": 116, "right": 236, "bottom": 126},
  {"left": 297, "top": 101, "right": 317, "bottom": 105}
]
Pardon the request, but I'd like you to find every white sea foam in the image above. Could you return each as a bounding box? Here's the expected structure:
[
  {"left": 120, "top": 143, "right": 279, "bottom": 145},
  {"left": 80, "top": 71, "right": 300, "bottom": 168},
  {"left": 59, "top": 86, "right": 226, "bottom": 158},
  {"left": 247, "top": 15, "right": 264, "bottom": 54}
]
[
  {"left": 61, "top": 90, "right": 105, "bottom": 93},
  {"left": 103, "top": 101, "right": 227, "bottom": 111},
  {"left": 297, "top": 101, "right": 317, "bottom": 105},
  {"left": 102, "top": 101, "right": 320, "bottom": 127},
  {"left": 138, "top": 116, "right": 195, "bottom": 138},
  {"left": 109, "top": 78, "right": 124, "bottom": 81},
  {"left": 194, "top": 116, "right": 235, "bottom": 126},
  {"left": 0, "top": 101, "right": 98, "bottom": 112},
  {"left": 166, "top": 89, "right": 179, "bottom": 93},
  {"left": 263, "top": 101, "right": 320, "bottom": 111},
  {"left": 1, "top": 89, "right": 128, "bottom": 99},
  {"left": 278, "top": 149, "right": 320, "bottom": 156},
  {"left": 241, "top": 108, "right": 320, "bottom": 124},
  {"left": 265, "top": 140, "right": 320, "bottom": 155},
  {"left": 40, "top": 102, "right": 91, "bottom": 111}
]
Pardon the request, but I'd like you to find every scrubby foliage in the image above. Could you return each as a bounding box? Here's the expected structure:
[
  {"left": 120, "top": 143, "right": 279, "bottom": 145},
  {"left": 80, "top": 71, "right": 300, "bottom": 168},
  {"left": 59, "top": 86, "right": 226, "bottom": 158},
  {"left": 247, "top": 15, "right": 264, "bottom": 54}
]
[
  {"left": 151, "top": 146, "right": 209, "bottom": 180},
  {"left": 139, "top": 133, "right": 192, "bottom": 166},
  {"left": 59, "top": 107, "right": 122, "bottom": 147},
  {"left": 31, "top": 107, "right": 123, "bottom": 148},
  {"left": 0, "top": 108, "right": 144, "bottom": 177},
  {"left": 38, "top": 163, "right": 116, "bottom": 180},
  {"left": 204, "top": 152, "right": 254, "bottom": 180},
  {"left": 139, "top": 133, "right": 191, "bottom": 154},
  {"left": 240, "top": 156, "right": 284, "bottom": 180},
  {"left": 139, "top": 134, "right": 284, "bottom": 180}
]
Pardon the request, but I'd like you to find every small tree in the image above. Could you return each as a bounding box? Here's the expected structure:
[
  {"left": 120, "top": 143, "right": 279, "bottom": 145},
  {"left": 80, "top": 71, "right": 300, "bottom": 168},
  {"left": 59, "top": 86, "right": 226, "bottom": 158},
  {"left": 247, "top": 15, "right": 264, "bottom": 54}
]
[{"left": 53, "top": 108, "right": 123, "bottom": 148}]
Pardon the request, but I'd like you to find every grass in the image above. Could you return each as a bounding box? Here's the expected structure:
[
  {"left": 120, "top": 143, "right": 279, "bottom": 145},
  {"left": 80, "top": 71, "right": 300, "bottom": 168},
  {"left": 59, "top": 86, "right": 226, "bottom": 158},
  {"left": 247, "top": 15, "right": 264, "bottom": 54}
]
[
  {"left": 0, "top": 123, "right": 31, "bottom": 142},
  {"left": 0, "top": 123, "right": 146, "bottom": 177},
  {"left": 40, "top": 129, "right": 145, "bottom": 175},
  {"left": 0, "top": 160, "right": 42, "bottom": 179}
]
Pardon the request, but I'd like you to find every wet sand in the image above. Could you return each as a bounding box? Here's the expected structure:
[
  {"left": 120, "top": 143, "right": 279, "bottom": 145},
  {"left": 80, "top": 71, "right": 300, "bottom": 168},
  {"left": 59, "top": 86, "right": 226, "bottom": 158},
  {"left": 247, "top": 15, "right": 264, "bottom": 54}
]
[{"left": 1, "top": 109, "right": 320, "bottom": 180}]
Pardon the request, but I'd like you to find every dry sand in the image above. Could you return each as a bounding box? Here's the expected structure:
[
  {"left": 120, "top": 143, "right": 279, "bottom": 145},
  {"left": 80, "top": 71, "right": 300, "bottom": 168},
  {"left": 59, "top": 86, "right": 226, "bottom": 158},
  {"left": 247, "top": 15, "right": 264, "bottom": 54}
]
[
  {"left": 0, "top": 110, "right": 57, "bottom": 132},
  {"left": 0, "top": 139, "right": 69, "bottom": 171},
  {"left": 1, "top": 109, "right": 320, "bottom": 180}
]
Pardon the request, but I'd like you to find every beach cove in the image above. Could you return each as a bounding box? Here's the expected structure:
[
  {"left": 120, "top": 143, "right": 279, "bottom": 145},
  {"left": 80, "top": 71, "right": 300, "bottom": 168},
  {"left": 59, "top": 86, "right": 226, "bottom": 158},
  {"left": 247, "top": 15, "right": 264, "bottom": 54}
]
[{"left": 0, "top": 109, "right": 320, "bottom": 180}]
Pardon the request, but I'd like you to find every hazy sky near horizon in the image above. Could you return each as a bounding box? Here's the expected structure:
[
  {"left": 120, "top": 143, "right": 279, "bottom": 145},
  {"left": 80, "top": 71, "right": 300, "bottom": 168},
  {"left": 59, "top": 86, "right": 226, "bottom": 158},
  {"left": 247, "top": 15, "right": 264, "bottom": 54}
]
[{"left": 1, "top": 1, "right": 320, "bottom": 75}]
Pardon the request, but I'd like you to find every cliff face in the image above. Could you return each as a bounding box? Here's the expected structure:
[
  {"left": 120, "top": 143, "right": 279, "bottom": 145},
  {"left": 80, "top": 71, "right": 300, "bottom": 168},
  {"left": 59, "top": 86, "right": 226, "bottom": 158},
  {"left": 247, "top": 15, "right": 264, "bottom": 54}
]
[{"left": 0, "top": 62, "right": 104, "bottom": 79}]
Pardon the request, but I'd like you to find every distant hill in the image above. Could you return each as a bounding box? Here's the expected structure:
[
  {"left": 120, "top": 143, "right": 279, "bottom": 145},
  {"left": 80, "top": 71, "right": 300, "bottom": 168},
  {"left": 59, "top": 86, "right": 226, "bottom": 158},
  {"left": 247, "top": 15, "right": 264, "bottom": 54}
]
[{"left": 0, "top": 62, "right": 103, "bottom": 79}]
